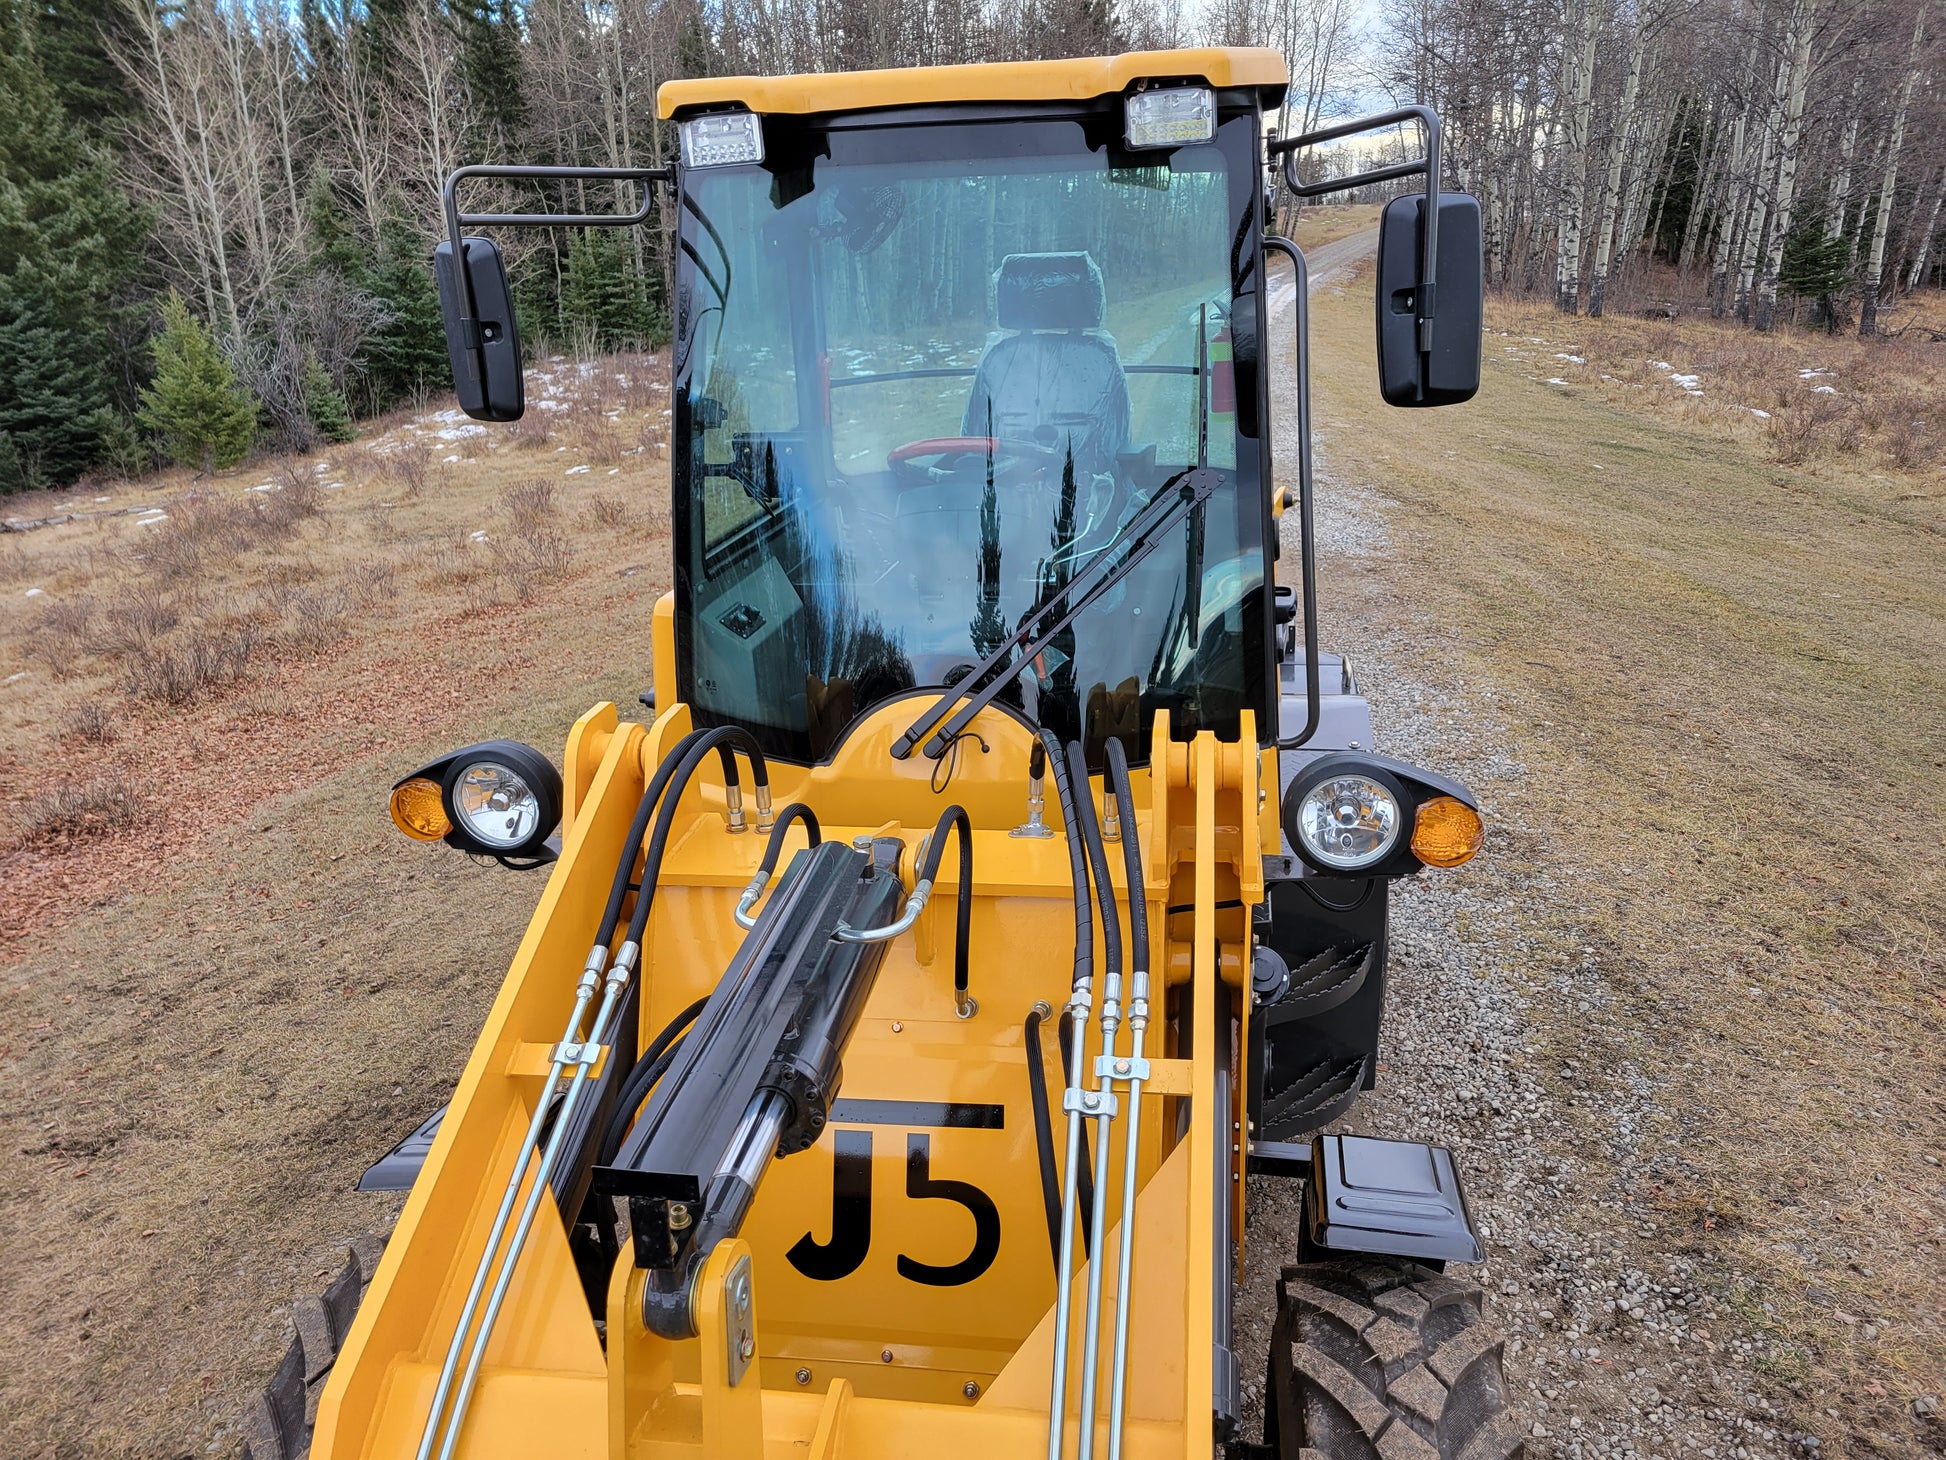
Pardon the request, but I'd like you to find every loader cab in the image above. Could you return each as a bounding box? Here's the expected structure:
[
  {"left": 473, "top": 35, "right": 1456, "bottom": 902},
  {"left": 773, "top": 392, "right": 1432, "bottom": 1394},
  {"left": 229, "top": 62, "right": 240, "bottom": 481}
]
[{"left": 667, "top": 89, "right": 1278, "bottom": 767}]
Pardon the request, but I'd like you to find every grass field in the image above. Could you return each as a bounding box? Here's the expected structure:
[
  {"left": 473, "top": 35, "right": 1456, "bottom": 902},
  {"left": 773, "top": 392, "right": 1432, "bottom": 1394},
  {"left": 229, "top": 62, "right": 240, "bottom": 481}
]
[
  {"left": 0, "top": 243, "right": 1941, "bottom": 1454},
  {"left": 1306, "top": 261, "right": 1946, "bottom": 1451}
]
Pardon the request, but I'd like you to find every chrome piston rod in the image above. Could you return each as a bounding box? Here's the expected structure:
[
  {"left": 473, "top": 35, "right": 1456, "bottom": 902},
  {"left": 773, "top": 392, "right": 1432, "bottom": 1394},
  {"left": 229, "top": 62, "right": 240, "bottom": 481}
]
[
  {"left": 1074, "top": 971, "right": 1123, "bottom": 1460},
  {"left": 1045, "top": 980, "right": 1092, "bottom": 1460}
]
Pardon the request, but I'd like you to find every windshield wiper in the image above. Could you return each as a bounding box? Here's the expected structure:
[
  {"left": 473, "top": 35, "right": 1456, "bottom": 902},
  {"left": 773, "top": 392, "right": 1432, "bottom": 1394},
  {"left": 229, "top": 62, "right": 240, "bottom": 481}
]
[{"left": 891, "top": 467, "right": 1224, "bottom": 761}]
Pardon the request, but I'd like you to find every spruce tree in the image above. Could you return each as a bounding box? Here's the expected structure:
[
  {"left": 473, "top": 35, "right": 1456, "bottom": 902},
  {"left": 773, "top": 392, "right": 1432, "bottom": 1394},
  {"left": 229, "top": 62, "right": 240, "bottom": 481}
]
[
  {"left": 0, "top": 0, "right": 144, "bottom": 490},
  {"left": 138, "top": 293, "right": 257, "bottom": 474},
  {"left": 563, "top": 229, "right": 654, "bottom": 350},
  {"left": 302, "top": 352, "right": 357, "bottom": 443}
]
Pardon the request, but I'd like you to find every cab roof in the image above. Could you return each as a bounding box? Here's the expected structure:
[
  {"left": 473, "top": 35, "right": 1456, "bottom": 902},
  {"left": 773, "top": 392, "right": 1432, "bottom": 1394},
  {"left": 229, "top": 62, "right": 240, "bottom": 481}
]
[{"left": 656, "top": 47, "right": 1288, "bottom": 121}]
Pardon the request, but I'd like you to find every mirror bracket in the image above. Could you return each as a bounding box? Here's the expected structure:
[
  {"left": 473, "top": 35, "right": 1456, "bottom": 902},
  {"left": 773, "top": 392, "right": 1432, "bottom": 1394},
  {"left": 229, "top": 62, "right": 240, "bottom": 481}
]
[
  {"left": 440, "top": 163, "right": 675, "bottom": 420},
  {"left": 1268, "top": 106, "right": 1443, "bottom": 356}
]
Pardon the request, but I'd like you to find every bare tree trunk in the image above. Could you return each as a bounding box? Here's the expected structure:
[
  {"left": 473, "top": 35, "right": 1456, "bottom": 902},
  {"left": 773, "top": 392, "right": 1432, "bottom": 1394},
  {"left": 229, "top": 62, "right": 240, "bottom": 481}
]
[
  {"left": 1588, "top": 0, "right": 1650, "bottom": 316},
  {"left": 1906, "top": 161, "right": 1946, "bottom": 292},
  {"left": 1860, "top": 3, "right": 1928, "bottom": 335},
  {"left": 1752, "top": 0, "right": 1819, "bottom": 331},
  {"left": 1555, "top": 0, "right": 1602, "bottom": 313}
]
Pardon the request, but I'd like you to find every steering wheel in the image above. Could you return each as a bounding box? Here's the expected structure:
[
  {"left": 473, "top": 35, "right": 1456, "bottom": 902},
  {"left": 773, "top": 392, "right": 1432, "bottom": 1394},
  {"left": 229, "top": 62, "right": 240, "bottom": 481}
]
[{"left": 887, "top": 436, "right": 1063, "bottom": 482}]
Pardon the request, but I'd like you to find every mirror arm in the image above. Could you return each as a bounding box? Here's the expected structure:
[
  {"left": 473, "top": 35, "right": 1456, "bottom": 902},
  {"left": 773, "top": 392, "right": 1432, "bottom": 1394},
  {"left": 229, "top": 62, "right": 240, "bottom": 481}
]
[
  {"left": 1261, "top": 236, "right": 1320, "bottom": 751},
  {"left": 1269, "top": 105, "right": 1443, "bottom": 355},
  {"left": 441, "top": 163, "right": 678, "bottom": 379}
]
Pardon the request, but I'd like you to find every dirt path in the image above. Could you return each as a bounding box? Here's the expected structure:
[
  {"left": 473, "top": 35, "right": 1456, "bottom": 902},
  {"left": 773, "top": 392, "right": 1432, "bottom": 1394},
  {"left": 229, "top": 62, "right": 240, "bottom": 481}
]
[{"left": 1240, "top": 244, "right": 1946, "bottom": 1458}]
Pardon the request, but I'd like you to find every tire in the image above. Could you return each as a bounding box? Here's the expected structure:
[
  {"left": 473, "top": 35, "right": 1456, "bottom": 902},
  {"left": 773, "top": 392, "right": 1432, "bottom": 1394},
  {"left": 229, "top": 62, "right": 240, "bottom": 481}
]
[
  {"left": 241, "top": 1234, "right": 385, "bottom": 1460},
  {"left": 1265, "top": 1257, "right": 1525, "bottom": 1460}
]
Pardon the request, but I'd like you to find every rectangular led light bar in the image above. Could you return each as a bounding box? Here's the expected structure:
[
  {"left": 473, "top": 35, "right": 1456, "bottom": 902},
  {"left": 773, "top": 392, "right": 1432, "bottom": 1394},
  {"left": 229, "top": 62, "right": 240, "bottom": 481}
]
[
  {"left": 1125, "top": 86, "right": 1216, "bottom": 150},
  {"left": 680, "top": 111, "right": 764, "bottom": 169}
]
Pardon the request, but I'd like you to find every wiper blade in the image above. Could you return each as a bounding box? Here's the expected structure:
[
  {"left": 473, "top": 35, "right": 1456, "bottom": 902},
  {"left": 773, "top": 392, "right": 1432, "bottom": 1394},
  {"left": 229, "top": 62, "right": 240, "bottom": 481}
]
[{"left": 891, "top": 467, "right": 1224, "bottom": 760}]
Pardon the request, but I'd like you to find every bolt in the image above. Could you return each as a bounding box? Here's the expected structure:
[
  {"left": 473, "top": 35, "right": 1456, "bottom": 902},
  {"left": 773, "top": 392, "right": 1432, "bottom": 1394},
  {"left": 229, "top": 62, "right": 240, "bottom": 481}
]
[
  {"left": 795, "top": 1367, "right": 812, "bottom": 1386},
  {"left": 667, "top": 1202, "right": 692, "bottom": 1231},
  {"left": 739, "top": 1336, "right": 755, "bottom": 1360},
  {"left": 891, "top": 1021, "right": 903, "bottom": 1033},
  {"left": 1083, "top": 1092, "right": 1100, "bottom": 1111},
  {"left": 1113, "top": 1059, "right": 1130, "bottom": 1076},
  {"left": 963, "top": 1380, "right": 981, "bottom": 1400},
  {"left": 881, "top": 1349, "right": 894, "bottom": 1364}
]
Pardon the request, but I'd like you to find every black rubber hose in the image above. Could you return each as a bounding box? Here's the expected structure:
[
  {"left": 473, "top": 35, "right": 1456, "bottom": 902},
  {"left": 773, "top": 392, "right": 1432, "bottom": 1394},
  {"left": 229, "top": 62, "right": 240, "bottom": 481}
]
[
  {"left": 625, "top": 725, "right": 767, "bottom": 948},
  {"left": 594, "top": 727, "right": 710, "bottom": 951},
  {"left": 1037, "top": 728, "right": 1092, "bottom": 995},
  {"left": 597, "top": 995, "right": 708, "bottom": 1163},
  {"left": 915, "top": 805, "right": 972, "bottom": 1008},
  {"left": 1066, "top": 739, "right": 1122, "bottom": 987},
  {"left": 758, "top": 802, "right": 820, "bottom": 875},
  {"left": 1024, "top": 1005, "right": 1064, "bottom": 1267},
  {"left": 1057, "top": 1006, "right": 1096, "bottom": 1250},
  {"left": 1104, "top": 737, "right": 1146, "bottom": 980}
]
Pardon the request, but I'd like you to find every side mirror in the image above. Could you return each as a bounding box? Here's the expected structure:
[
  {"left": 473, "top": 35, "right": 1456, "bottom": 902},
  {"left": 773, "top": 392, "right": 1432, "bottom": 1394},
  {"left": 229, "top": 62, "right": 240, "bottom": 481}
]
[
  {"left": 434, "top": 236, "right": 524, "bottom": 422},
  {"left": 1376, "top": 193, "right": 1482, "bottom": 407}
]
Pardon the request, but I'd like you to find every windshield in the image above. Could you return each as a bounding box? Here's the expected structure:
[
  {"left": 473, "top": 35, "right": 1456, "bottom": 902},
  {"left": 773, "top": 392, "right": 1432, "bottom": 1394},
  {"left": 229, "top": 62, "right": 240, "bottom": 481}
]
[{"left": 673, "top": 111, "right": 1269, "bottom": 765}]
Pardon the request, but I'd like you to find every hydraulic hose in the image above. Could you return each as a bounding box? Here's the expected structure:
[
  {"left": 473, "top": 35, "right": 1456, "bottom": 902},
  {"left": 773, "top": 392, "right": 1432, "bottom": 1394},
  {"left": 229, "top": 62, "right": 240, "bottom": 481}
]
[
  {"left": 597, "top": 995, "right": 707, "bottom": 1164},
  {"left": 1038, "top": 729, "right": 1092, "bottom": 996},
  {"left": 915, "top": 805, "right": 973, "bottom": 1017},
  {"left": 1066, "top": 739, "right": 1124, "bottom": 1460},
  {"left": 1065, "top": 741, "right": 1122, "bottom": 983},
  {"left": 736, "top": 803, "right": 822, "bottom": 928},
  {"left": 593, "top": 727, "right": 711, "bottom": 952},
  {"left": 624, "top": 725, "right": 767, "bottom": 949},
  {"left": 1103, "top": 739, "right": 1145, "bottom": 978},
  {"left": 1039, "top": 729, "right": 1094, "bottom": 1460},
  {"left": 1024, "top": 1003, "right": 1064, "bottom": 1268},
  {"left": 1103, "top": 736, "right": 1148, "bottom": 1460}
]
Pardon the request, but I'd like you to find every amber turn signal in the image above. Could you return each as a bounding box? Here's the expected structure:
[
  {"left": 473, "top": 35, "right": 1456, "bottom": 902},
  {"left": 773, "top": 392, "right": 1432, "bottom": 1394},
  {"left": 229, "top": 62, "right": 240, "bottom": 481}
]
[
  {"left": 390, "top": 776, "right": 452, "bottom": 842},
  {"left": 1410, "top": 796, "right": 1482, "bottom": 868}
]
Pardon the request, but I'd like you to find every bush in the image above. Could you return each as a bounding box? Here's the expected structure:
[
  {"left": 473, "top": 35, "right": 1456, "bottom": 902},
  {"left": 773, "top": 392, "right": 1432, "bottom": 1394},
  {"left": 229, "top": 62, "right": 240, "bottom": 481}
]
[{"left": 138, "top": 293, "right": 257, "bottom": 474}]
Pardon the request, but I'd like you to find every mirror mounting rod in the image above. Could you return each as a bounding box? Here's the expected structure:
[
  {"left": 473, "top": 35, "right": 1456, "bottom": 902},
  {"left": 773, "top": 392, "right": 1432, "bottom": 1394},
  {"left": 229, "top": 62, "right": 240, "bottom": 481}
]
[
  {"left": 1269, "top": 106, "right": 1442, "bottom": 355},
  {"left": 440, "top": 162, "right": 674, "bottom": 366}
]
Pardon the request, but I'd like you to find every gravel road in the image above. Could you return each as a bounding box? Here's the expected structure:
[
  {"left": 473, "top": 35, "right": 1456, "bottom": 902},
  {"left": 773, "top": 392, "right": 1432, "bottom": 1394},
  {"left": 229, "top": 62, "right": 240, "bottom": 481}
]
[{"left": 1235, "top": 232, "right": 1853, "bottom": 1460}]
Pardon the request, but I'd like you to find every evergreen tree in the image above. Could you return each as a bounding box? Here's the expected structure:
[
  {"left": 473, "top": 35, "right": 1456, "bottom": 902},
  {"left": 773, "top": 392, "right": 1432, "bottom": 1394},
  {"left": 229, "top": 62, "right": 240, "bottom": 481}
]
[
  {"left": 28, "top": 0, "right": 138, "bottom": 139},
  {"left": 302, "top": 352, "right": 357, "bottom": 442},
  {"left": 138, "top": 293, "right": 257, "bottom": 474},
  {"left": 357, "top": 215, "right": 450, "bottom": 410},
  {"left": 0, "top": 0, "right": 146, "bottom": 490},
  {"left": 562, "top": 229, "right": 657, "bottom": 350},
  {"left": 452, "top": 0, "right": 526, "bottom": 153}
]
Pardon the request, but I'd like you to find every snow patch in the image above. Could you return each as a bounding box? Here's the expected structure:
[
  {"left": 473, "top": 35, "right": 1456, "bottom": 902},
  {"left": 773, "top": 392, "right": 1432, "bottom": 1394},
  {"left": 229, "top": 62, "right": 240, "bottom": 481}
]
[
  {"left": 4, "top": 671, "right": 27, "bottom": 684},
  {"left": 1669, "top": 373, "right": 1701, "bottom": 388},
  {"left": 24, "top": 587, "right": 46, "bottom": 597},
  {"left": 1546, "top": 377, "right": 1570, "bottom": 386},
  {"left": 469, "top": 530, "right": 489, "bottom": 543},
  {"left": 565, "top": 464, "right": 591, "bottom": 475},
  {"left": 1813, "top": 384, "right": 1837, "bottom": 395},
  {"left": 1748, "top": 408, "right": 1772, "bottom": 419},
  {"left": 1554, "top": 353, "right": 1586, "bottom": 364}
]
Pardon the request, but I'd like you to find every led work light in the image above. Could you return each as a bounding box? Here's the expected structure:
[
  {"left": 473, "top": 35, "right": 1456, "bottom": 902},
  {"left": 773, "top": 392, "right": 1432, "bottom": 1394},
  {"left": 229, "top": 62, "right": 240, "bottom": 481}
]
[
  {"left": 680, "top": 111, "right": 764, "bottom": 168},
  {"left": 1124, "top": 86, "right": 1215, "bottom": 149}
]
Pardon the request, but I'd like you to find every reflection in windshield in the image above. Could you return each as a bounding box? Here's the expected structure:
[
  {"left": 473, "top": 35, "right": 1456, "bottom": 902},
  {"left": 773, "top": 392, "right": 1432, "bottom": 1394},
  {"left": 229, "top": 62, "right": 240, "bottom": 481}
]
[{"left": 675, "top": 118, "right": 1265, "bottom": 765}]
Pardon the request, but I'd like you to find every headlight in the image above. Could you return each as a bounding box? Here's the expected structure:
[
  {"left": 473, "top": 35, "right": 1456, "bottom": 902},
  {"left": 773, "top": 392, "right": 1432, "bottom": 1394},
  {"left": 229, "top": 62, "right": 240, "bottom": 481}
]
[
  {"left": 1283, "top": 753, "right": 1483, "bottom": 876},
  {"left": 388, "top": 739, "right": 563, "bottom": 864},
  {"left": 1292, "top": 771, "right": 1403, "bottom": 870},
  {"left": 680, "top": 111, "right": 763, "bottom": 168},
  {"left": 451, "top": 758, "right": 543, "bottom": 849},
  {"left": 1125, "top": 86, "right": 1216, "bottom": 149}
]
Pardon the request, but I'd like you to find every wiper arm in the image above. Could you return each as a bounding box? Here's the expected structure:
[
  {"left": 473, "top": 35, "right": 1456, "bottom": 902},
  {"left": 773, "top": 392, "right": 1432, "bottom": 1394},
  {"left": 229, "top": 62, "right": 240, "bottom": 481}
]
[{"left": 892, "top": 467, "right": 1224, "bottom": 760}]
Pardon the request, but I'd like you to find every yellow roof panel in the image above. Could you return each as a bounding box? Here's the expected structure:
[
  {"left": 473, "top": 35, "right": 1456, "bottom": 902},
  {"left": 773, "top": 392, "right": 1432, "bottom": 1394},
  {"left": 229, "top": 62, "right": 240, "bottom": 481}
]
[{"left": 658, "top": 47, "right": 1288, "bottom": 121}]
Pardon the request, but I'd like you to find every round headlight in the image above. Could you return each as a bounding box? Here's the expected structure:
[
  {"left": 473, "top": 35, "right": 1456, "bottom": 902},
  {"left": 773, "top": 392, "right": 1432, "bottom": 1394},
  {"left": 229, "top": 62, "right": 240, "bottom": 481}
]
[
  {"left": 1293, "top": 773, "right": 1403, "bottom": 870},
  {"left": 450, "top": 759, "right": 544, "bottom": 850}
]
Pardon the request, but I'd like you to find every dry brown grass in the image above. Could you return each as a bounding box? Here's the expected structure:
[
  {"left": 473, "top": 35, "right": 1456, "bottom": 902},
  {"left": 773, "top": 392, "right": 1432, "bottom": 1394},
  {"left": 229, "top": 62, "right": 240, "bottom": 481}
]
[
  {"left": 1488, "top": 293, "right": 1946, "bottom": 477},
  {"left": 1305, "top": 274, "right": 1946, "bottom": 1453},
  {"left": 1283, "top": 202, "right": 1381, "bottom": 251}
]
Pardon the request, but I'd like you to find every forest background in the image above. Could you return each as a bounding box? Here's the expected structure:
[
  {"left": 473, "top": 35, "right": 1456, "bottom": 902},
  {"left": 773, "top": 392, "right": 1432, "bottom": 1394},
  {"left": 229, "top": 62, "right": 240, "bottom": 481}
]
[{"left": 0, "top": 0, "right": 1941, "bottom": 493}]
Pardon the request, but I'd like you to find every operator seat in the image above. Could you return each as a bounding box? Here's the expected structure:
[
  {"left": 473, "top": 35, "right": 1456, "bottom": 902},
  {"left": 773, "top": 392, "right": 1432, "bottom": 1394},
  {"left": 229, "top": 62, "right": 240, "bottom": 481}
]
[{"left": 962, "top": 252, "right": 1130, "bottom": 482}]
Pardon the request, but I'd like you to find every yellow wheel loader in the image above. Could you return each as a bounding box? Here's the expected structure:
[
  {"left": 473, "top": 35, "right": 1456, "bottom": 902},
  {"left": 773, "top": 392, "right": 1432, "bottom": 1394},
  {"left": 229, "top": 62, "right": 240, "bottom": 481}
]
[{"left": 245, "top": 47, "right": 1520, "bottom": 1460}]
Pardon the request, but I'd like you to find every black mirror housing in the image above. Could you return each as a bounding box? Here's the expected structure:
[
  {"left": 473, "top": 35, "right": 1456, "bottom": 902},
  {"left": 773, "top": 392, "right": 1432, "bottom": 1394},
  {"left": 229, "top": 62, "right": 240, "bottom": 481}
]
[
  {"left": 434, "top": 236, "right": 524, "bottom": 422},
  {"left": 1376, "top": 192, "right": 1482, "bottom": 408}
]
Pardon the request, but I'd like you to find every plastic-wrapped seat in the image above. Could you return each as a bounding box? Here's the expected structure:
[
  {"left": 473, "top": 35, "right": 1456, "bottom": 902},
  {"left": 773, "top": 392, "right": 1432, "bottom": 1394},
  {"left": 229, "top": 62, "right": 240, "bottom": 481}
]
[{"left": 962, "top": 252, "right": 1130, "bottom": 482}]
